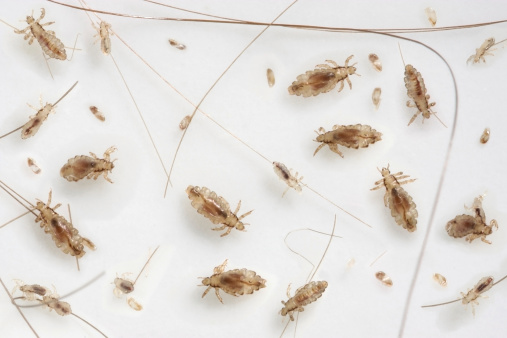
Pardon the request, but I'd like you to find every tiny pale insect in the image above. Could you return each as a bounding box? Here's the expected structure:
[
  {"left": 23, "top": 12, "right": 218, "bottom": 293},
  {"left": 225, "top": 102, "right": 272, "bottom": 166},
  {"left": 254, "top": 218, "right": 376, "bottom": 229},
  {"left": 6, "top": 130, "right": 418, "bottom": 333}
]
[{"left": 200, "top": 259, "right": 266, "bottom": 303}]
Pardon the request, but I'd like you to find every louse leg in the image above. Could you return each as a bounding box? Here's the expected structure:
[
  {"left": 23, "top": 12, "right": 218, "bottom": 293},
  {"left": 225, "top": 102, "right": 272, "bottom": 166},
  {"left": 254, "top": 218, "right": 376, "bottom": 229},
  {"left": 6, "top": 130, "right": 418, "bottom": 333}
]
[
  {"left": 214, "top": 260, "right": 228, "bottom": 274},
  {"left": 336, "top": 80, "right": 345, "bottom": 93},
  {"left": 81, "top": 237, "right": 96, "bottom": 250},
  {"left": 286, "top": 284, "right": 292, "bottom": 299},
  {"left": 325, "top": 60, "right": 338, "bottom": 67},
  {"left": 211, "top": 224, "right": 227, "bottom": 232},
  {"left": 313, "top": 143, "right": 326, "bottom": 156},
  {"left": 89, "top": 152, "right": 99, "bottom": 160},
  {"left": 344, "top": 55, "right": 354, "bottom": 66},
  {"left": 201, "top": 286, "right": 212, "bottom": 299},
  {"left": 233, "top": 200, "right": 242, "bottom": 215},
  {"left": 238, "top": 209, "right": 253, "bottom": 221},
  {"left": 220, "top": 227, "right": 233, "bottom": 237},
  {"left": 491, "top": 220, "right": 499, "bottom": 230},
  {"left": 370, "top": 183, "right": 385, "bottom": 191},
  {"left": 315, "top": 63, "right": 331, "bottom": 69},
  {"left": 480, "top": 236, "right": 492, "bottom": 245},
  {"left": 398, "top": 179, "right": 417, "bottom": 186},
  {"left": 214, "top": 288, "right": 224, "bottom": 304},
  {"left": 327, "top": 144, "right": 344, "bottom": 157},
  {"left": 346, "top": 76, "right": 352, "bottom": 90},
  {"left": 408, "top": 112, "right": 420, "bottom": 126},
  {"left": 102, "top": 172, "right": 113, "bottom": 184}
]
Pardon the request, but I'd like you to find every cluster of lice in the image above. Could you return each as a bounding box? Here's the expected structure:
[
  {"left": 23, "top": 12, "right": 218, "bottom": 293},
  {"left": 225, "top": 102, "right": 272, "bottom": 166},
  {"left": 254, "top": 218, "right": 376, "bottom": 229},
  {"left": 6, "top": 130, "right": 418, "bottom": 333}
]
[
  {"left": 375, "top": 271, "right": 393, "bottom": 287},
  {"left": 27, "top": 158, "right": 41, "bottom": 174},
  {"left": 266, "top": 68, "right": 275, "bottom": 87},
  {"left": 480, "top": 128, "right": 490, "bottom": 144},
  {"left": 186, "top": 185, "right": 253, "bottom": 237},
  {"left": 371, "top": 166, "right": 418, "bottom": 232},
  {"left": 313, "top": 124, "right": 382, "bottom": 158},
  {"left": 113, "top": 247, "right": 159, "bottom": 311},
  {"left": 4, "top": 279, "right": 107, "bottom": 337},
  {"left": 372, "top": 87, "right": 382, "bottom": 110},
  {"left": 368, "top": 53, "right": 382, "bottom": 72},
  {"left": 272, "top": 161, "right": 303, "bottom": 197},
  {"left": 60, "top": 146, "right": 117, "bottom": 183},
  {"left": 89, "top": 106, "right": 106, "bottom": 121},
  {"left": 445, "top": 194, "right": 498, "bottom": 244},
  {"left": 168, "top": 38, "right": 186, "bottom": 50},
  {"left": 288, "top": 55, "right": 359, "bottom": 97},
  {"left": 200, "top": 259, "right": 266, "bottom": 304}
]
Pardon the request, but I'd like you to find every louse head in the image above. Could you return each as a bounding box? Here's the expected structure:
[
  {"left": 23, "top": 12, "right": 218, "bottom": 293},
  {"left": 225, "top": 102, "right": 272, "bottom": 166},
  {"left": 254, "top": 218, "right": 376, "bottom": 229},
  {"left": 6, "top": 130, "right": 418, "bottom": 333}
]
[
  {"left": 201, "top": 277, "right": 211, "bottom": 286},
  {"left": 379, "top": 166, "right": 390, "bottom": 177},
  {"left": 235, "top": 222, "right": 245, "bottom": 231}
]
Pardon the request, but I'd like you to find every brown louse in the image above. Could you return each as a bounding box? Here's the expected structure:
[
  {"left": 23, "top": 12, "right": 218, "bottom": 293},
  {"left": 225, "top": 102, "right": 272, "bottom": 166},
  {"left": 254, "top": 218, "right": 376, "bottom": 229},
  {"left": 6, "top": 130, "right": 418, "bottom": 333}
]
[
  {"left": 186, "top": 185, "right": 253, "bottom": 237},
  {"left": 11, "top": 280, "right": 49, "bottom": 301},
  {"left": 445, "top": 195, "right": 498, "bottom": 244},
  {"left": 89, "top": 106, "right": 106, "bottom": 122},
  {"left": 92, "top": 21, "right": 112, "bottom": 55},
  {"left": 313, "top": 124, "right": 382, "bottom": 158},
  {"left": 280, "top": 281, "right": 328, "bottom": 321},
  {"left": 288, "top": 55, "right": 359, "bottom": 97},
  {"left": 60, "top": 146, "right": 117, "bottom": 183},
  {"left": 15, "top": 8, "right": 66, "bottom": 60},
  {"left": 201, "top": 259, "right": 266, "bottom": 303},
  {"left": 35, "top": 190, "right": 95, "bottom": 259},
  {"left": 404, "top": 64, "right": 445, "bottom": 126},
  {"left": 371, "top": 166, "right": 418, "bottom": 232}
]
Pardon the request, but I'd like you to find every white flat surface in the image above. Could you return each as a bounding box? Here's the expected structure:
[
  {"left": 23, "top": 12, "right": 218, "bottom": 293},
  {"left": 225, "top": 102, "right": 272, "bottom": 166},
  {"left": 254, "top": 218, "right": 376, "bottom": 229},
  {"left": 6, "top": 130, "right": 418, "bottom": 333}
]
[{"left": 1, "top": 1, "right": 507, "bottom": 337}]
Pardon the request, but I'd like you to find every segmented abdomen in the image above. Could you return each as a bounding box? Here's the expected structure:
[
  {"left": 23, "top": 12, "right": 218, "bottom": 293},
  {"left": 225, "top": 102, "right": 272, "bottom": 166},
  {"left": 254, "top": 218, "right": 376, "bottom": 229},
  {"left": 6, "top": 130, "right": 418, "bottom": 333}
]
[
  {"left": 31, "top": 24, "right": 67, "bottom": 60},
  {"left": 388, "top": 186, "right": 418, "bottom": 232},
  {"left": 289, "top": 70, "right": 337, "bottom": 97}
]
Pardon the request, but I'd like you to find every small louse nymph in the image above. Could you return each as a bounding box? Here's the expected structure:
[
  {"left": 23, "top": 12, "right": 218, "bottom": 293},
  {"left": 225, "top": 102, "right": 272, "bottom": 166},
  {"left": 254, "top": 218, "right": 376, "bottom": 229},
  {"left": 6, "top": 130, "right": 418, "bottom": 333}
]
[
  {"left": 288, "top": 55, "right": 359, "bottom": 97},
  {"left": 446, "top": 195, "right": 498, "bottom": 244},
  {"left": 313, "top": 124, "right": 382, "bottom": 158},
  {"left": 186, "top": 185, "right": 253, "bottom": 237}
]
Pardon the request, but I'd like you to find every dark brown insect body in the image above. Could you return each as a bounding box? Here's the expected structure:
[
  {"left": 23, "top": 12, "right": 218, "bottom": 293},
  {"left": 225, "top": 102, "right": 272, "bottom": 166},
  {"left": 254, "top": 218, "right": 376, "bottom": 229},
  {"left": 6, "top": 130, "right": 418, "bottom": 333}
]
[
  {"left": 60, "top": 146, "right": 116, "bottom": 183},
  {"left": 280, "top": 281, "right": 328, "bottom": 321},
  {"left": 201, "top": 260, "right": 266, "bottom": 303},
  {"left": 15, "top": 8, "right": 67, "bottom": 60},
  {"left": 313, "top": 124, "right": 382, "bottom": 157},
  {"left": 288, "top": 55, "right": 358, "bottom": 97},
  {"left": 371, "top": 166, "right": 418, "bottom": 232},
  {"left": 446, "top": 195, "right": 498, "bottom": 244},
  {"left": 35, "top": 190, "right": 95, "bottom": 258},
  {"left": 186, "top": 185, "right": 253, "bottom": 236}
]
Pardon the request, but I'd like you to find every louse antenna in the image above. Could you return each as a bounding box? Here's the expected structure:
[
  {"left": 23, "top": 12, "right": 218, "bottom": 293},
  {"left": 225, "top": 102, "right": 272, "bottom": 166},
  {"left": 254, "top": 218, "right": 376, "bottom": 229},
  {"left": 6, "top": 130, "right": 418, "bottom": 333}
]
[
  {"left": 133, "top": 246, "right": 160, "bottom": 285},
  {"left": 48, "top": 0, "right": 507, "bottom": 35},
  {"left": 284, "top": 226, "right": 341, "bottom": 282},
  {"left": 0, "top": 278, "right": 39, "bottom": 338},
  {"left": 163, "top": 0, "right": 299, "bottom": 195}
]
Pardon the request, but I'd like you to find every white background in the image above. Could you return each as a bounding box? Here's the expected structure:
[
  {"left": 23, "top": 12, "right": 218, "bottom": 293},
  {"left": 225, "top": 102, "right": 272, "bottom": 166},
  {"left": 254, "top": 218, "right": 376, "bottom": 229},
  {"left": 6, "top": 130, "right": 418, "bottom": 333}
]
[{"left": 1, "top": 1, "right": 507, "bottom": 337}]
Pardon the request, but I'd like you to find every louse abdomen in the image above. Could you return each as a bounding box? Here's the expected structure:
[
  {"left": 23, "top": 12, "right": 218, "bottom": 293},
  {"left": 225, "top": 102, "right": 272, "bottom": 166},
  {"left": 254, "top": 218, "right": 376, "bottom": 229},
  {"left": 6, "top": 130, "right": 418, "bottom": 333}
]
[
  {"left": 32, "top": 26, "right": 67, "bottom": 60},
  {"left": 219, "top": 269, "right": 266, "bottom": 295},
  {"left": 445, "top": 215, "right": 477, "bottom": 237},
  {"left": 288, "top": 71, "right": 336, "bottom": 96},
  {"left": 389, "top": 187, "right": 417, "bottom": 232}
]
